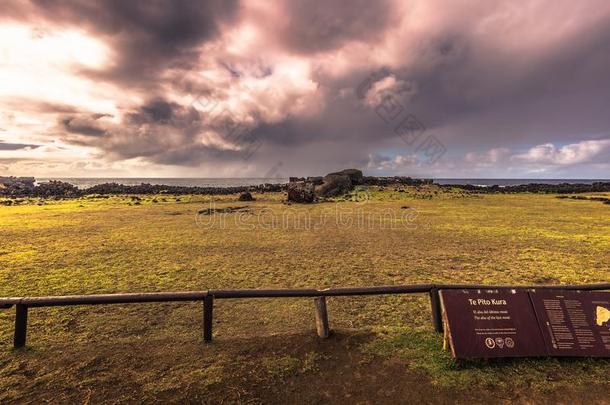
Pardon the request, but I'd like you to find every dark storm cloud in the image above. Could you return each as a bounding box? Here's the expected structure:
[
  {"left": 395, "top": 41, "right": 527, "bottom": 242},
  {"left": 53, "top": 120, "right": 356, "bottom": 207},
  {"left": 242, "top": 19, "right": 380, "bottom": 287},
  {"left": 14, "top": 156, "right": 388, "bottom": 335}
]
[
  {"left": 62, "top": 115, "right": 108, "bottom": 137},
  {"left": 129, "top": 99, "right": 177, "bottom": 124},
  {"left": 249, "top": 89, "right": 393, "bottom": 147},
  {"left": 427, "top": 15, "right": 603, "bottom": 131},
  {"left": 404, "top": 19, "right": 610, "bottom": 152},
  {"left": 277, "top": 0, "right": 394, "bottom": 54},
  {"left": 0, "top": 141, "right": 41, "bottom": 150},
  {"left": 260, "top": 6, "right": 610, "bottom": 158},
  {"left": 3, "top": 0, "right": 610, "bottom": 177},
  {"left": 56, "top": 99, "right": 227, "bottom": 166},
  {"left": 1, "top": 0, "right": 240, "bottom": 88},
  {"left": 242, "top": 6, "right": 610, "bottom": 176}
]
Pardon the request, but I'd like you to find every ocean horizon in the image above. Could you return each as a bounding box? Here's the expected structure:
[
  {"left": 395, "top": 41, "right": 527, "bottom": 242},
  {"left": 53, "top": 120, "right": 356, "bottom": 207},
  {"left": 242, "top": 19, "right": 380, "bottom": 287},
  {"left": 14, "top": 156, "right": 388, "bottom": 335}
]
[{"left": 35, "top": 177, "right": 610, "bottom": 189}]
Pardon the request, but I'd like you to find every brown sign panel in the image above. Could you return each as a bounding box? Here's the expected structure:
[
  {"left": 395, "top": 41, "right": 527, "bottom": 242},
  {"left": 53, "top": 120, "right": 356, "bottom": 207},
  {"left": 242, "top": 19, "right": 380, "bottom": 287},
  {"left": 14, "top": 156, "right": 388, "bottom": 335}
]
[
  {"left": 529, "top": 290, "right": 610, "bottom": 357},
  {"left": 440, "top": 289, "right": 547, "bottom": 358}
]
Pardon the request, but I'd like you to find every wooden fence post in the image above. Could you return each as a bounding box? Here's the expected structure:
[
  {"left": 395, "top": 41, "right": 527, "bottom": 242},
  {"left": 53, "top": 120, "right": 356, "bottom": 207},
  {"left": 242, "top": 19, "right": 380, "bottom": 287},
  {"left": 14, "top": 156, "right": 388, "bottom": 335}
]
[
  {"left": 203, "top": 295, "right": 214, "bottom": 343},
  {"left": 429, "top": 288, "right": 443, "bottom": 333},
  {"left": 314, "top": 297, "right": 330, "bottom": 338},
  {"left": 14, "top": 304, "right": 28, "bottom": 348}
]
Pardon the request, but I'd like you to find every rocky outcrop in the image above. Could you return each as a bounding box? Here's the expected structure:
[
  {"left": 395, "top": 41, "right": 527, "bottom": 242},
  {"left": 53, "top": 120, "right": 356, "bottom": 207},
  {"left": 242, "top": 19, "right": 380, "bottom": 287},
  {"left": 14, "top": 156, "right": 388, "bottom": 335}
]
[
  {"left": 0, "top": 179, "right": 287, "bottom": 198},
  {"left": 0, "top": 177, "right": 35, "bottom": 196},
  {"left": 31, "top": 181, "right": 80, "bottom": 198},
  {"left": 82, "top": 182, "right": 285, "bottom": 196},
  {"left": 286, "top": 169, "right": 364, "bottom": 201},
  {"left": 315, "top": 169, "right": 363, "bottom": 198},
  {"left": 2, "top": 174, "right": 610, "bottom": 200},
  {"left": 0, "top": 179, "right": 79, "bottom": 198},
  {"left": 286, "top": 169, "right": 437, "bottom": 202},
  {"left": 315, "top": 173, "right": 353, "bottom": 197},
  {"left": 327, "top": 169, "right": 363, "bottom": 186},
  {"left": 306, "top": 176, "right": 324, "bottom": 185},
  {"left": 287, "top": 181, "right": 315, "bottom": 203},
  {"left": 238, "top": 192, "right": 255, "bottom": 201}
]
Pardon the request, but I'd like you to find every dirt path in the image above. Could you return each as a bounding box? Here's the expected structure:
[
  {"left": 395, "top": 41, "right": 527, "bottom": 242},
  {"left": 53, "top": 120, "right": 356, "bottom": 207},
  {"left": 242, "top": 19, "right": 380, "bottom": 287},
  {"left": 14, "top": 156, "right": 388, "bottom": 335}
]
[{"left": 2, "top": 331, "right": 607, "bottom": 404}]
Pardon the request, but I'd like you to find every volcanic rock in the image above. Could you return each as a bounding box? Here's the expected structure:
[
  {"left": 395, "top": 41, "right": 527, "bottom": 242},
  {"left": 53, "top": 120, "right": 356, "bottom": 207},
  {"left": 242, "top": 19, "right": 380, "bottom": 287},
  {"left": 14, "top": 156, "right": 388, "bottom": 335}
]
[
  {"left": 238, "top": 192, "right": 255, "bottom": 201},
  {"left": 326, "top": 169, "right": 363, "bottom": 185},
  {"left": 287, "top": 181, "right": 315, "bottom": 203},
  {"left": 315, "top": 173, "right": 353, "bottom": 197}
]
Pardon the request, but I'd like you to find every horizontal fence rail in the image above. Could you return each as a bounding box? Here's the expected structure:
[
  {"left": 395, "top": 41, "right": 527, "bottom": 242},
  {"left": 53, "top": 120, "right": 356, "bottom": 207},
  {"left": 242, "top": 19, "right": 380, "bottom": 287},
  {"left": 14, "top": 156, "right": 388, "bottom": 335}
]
[
  {"left": 1, "top": 283, "right": 609, "bottom": 348},
  {"left": 3, "top": 291, "right": 209, "bottom": 308}
]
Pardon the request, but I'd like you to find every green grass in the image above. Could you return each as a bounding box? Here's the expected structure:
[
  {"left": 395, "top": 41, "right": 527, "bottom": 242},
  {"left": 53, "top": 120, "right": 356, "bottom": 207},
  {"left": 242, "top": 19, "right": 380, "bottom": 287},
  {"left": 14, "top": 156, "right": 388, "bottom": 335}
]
[
  {"left": 0, "top": 187, "right": 608, "bottom": 402},
  {"left": 364, "top": 326, "right": 609, "bottom": 393}
]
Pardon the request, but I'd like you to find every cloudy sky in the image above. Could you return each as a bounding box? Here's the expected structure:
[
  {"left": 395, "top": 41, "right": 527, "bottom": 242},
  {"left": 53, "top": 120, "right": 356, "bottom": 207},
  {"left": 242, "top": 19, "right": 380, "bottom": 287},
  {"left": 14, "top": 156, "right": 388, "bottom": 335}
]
[{"left": 1, "top": 0, "right": 609, "bottom": 179}]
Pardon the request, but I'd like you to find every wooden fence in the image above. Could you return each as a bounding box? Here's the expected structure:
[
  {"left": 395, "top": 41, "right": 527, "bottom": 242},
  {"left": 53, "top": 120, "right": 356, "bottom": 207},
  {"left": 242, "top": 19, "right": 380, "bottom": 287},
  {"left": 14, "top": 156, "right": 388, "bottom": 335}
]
[{"left": 1, "top": 283, "right": 609, "bottom": 348}]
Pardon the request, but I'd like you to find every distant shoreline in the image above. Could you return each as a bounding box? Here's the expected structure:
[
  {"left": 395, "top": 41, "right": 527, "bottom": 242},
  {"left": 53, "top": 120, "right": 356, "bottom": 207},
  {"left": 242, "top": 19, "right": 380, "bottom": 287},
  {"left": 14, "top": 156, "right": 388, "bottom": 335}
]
[
  {"left": 2, "top": 176, "right": 610, "bottom": 199},
  {"left": 33, "top": 177, "right": 610, "bottom": 189}
]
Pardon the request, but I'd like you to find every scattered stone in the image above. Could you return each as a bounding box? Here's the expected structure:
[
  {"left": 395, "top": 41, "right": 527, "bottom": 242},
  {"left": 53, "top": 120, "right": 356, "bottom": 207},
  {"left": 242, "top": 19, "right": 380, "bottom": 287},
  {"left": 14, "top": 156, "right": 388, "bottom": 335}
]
[
  {"left": 81, "top": 182, "right": 285, "bottom": 196},
  {"left": 287, "top": 168, "right": 432, "bottom": 202},
  {"left": 287, "top": 181, "right": 315, "bottom": 203},
  {"left": 0, "top": 177, "right": 35, "bottom": 196},
  {"left": 2, "top": 175, "right": 610, "bottom": 200},
  {"left": 306, "top": 176, "right": 324, "bottom": 185},
  {"left": 198, "top": 206, "right": 250, "bottom": 215},
  {"left": 326, "top": 169, "right": 363, "bottom": 185},
  {"left": 238, "top": 192, "right": 255, "bottom": 201},
  {"left": 315, "top": 174, "right": 352, "bottom": 197},
  {"left": 312, "top": 169, "right": 364, "bottom": 198},
  {"left": 30, "top": 181, "right": 80, "bottom": 198}
]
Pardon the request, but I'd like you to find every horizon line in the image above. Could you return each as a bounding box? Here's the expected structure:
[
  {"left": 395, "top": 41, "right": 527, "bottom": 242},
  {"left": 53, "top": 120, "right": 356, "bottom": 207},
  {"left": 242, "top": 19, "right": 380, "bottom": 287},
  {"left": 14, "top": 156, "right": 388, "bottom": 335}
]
[{"left": 25, "top": 176, "right": 610, "bottom": 180}]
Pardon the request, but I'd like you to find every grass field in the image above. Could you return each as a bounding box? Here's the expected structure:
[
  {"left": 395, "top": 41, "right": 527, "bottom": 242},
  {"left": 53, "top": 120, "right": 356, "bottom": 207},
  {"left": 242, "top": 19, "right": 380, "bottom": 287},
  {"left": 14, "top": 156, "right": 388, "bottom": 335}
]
[{"left": 1, "top": 186, "right": 609, "bottom": 403}]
